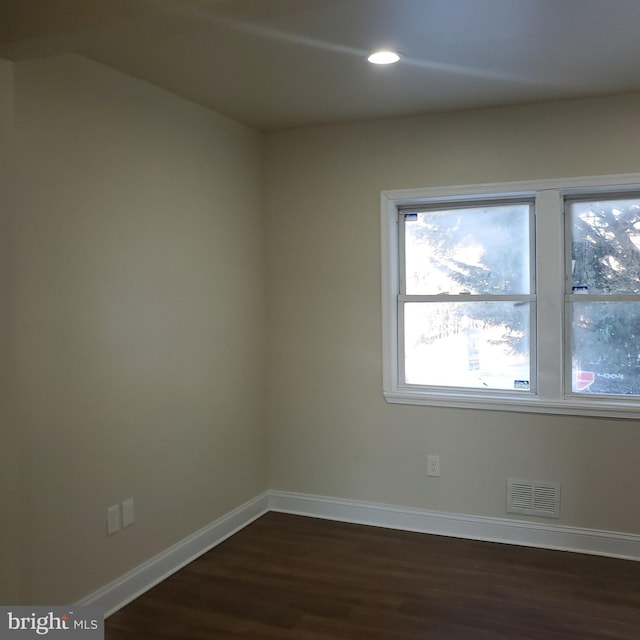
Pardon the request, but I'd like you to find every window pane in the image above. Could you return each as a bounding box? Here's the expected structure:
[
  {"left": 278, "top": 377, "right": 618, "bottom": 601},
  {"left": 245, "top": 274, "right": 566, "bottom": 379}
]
[
  {"left": 404, "top": 204, "right": 530, "bottom": 295},
  {"left": 404, "top": 302, "right": 530, "bottom": 390},
  {"left": 569, "top": 197, "right": 640, "bottom": 294},
  {"left": 571, "top": 301, "right": 640, "bottom": 395}
]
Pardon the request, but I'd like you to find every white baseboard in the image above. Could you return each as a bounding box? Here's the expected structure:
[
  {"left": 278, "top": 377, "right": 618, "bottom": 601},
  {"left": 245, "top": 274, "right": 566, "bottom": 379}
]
[
  {"left": 81, "top": 489, "right": 639, "bottom": 618},
  {"left": 78, "top": 492, "right": 269, "bottom": 617},
  {"left": 268, "top": 490, "right": 640, "bottom": 562}
]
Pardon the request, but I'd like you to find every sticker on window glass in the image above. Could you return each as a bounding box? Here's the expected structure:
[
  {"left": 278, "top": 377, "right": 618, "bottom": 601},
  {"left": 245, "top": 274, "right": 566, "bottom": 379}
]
[
  {"left": 404, "top": 213, "right": 418, "bottom": 221},
  {"left": 513, "top": 380, "right": 530, "bottom": 390},
  {"left": 572, "top": 286, "right": 588, "bottom": 294}
]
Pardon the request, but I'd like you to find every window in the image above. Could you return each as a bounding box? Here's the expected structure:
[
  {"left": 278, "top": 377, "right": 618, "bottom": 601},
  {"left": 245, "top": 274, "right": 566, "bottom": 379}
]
[
  {"left": 567, "top": 196, "right": 640, "bottom": 397},
  {"left": 401, "top": 200, "right": 534, "bottom": 392},
  {"left": 381, "top": 174, "right": 640, "bottom": 418}
]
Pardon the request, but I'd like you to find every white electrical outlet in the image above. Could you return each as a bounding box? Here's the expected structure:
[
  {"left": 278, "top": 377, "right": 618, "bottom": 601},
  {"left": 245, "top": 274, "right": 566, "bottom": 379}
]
[
  {"left": 107, "top": 504, "right": 121, "bottom": 535},
  {"left": 426, "top": 455, "right": 440, "bottom": 477},
  {"left": 122, "top": 498, "right": 135, "bottom": 528}
]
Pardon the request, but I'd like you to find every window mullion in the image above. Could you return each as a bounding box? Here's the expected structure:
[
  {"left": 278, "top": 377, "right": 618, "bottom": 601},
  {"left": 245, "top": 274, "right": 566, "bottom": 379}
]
[{"left": 535, "top": 189, "right": 565, "bottom": 401}]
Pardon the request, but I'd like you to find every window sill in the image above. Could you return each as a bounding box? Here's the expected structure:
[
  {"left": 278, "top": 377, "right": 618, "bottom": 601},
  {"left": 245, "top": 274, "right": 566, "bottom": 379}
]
[{"left": 383, "top": 389, "right": 640, "bottom": 419}]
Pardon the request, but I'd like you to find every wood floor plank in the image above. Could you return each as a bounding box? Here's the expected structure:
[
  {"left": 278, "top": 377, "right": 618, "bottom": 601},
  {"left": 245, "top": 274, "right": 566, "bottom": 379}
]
[{"left": 106, "top": 512, "right": 640, "bottom": 639}]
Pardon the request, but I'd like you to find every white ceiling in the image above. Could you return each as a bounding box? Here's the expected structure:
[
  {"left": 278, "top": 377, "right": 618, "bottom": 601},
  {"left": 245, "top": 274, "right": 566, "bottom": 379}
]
[{"left": 2, "top": 0, "right": 640, "bottom": 131}]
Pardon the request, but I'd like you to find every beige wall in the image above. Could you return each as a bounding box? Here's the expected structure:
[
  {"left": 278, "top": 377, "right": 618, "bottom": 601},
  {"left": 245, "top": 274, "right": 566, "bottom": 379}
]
[
  {"left": 0, "top": 58, "right": 23, "bottom": 604},
  {"left": 8, "top": 54, "right": 267, "bottom": 604},
  {"left": 264, "top": 93, "right": 640, "bottom": 535}
]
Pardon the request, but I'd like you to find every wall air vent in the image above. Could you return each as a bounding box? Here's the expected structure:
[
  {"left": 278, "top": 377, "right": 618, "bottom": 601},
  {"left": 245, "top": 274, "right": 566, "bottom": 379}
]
[{"left": 507, "top": 478, "right": 561, "bottom": 518}]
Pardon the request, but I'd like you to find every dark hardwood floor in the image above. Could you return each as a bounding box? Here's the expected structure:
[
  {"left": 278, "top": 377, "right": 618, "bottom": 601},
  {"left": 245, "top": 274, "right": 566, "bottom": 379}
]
[{"left": 105, "top": 512, "right": 640, "bottom": 639}]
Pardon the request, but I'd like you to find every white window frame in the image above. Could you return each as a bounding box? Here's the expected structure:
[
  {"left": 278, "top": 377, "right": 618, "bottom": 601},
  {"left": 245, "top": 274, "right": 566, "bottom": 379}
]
[{"left": 381, "top": 173, "right": 640, "bottom": 419}]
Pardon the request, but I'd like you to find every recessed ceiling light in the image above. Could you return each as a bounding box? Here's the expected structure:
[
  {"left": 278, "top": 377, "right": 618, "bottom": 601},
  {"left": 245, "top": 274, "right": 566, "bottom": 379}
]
[{"left": 367, "top": 50, "right": 402, "bottom": 65}]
